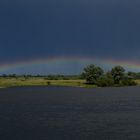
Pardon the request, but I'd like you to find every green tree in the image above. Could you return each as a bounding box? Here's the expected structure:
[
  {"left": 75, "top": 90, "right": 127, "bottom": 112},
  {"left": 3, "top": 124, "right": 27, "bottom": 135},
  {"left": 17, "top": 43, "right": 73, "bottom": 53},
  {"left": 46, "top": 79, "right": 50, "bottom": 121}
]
[
  {"left": 82, "top": 64, "right": 104, "bottom": 84},
  {"left": 111, "top": 66, "right": 125, "bottom": 84}
]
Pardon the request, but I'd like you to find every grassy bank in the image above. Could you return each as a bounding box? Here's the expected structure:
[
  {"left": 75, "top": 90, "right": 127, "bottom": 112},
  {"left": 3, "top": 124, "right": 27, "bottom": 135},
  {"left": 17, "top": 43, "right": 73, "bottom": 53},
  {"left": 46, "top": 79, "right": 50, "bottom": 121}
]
[
  {"left": 134, "top": 80, "right": 140, "bottom": 85},
  {"left": 0, "top": 77, "right": 139, "bottom": 88},
  {"left": 0, "top": 77, "right": 96, "bottom": 88}
]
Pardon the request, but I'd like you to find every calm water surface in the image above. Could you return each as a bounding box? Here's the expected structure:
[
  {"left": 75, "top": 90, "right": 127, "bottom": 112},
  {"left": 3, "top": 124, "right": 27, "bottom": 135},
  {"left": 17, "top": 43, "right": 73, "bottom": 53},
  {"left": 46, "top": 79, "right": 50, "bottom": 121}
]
[{"left": 0, "top": 86, "right": 140, "bottom": 140}]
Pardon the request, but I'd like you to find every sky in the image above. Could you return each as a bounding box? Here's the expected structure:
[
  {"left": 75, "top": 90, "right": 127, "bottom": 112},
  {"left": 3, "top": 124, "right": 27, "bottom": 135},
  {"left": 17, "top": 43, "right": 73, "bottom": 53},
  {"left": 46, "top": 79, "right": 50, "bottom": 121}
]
[{"left": 0, "top": 0, "right": 140, "bottom": 74}]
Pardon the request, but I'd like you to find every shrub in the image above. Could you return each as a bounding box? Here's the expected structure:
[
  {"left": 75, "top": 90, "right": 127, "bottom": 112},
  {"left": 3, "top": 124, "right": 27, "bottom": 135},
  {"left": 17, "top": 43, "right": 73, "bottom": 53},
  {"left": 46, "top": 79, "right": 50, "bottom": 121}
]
[
  {"left": 120, "top": 79, "right": 137, "bottom": 86},
  {"left": 47, "top": 81, "right": 51, "bottom": 86},
  {"left": 96, "top": 76, "right": 114, "bottom": 87}
]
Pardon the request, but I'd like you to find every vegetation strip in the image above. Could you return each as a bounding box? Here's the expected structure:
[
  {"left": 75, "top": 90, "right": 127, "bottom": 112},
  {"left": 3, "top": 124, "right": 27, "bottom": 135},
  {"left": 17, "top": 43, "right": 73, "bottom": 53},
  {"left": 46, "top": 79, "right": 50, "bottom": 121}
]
[{"left": 0, "top": 64, "right": 139, "bottom": 88}]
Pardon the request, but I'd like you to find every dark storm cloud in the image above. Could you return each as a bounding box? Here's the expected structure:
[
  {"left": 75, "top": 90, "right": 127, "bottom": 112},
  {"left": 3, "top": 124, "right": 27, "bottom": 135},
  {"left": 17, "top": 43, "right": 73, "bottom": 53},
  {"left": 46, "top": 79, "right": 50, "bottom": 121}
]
[{"left": 0, "top": 0, "right": 140, "bottom": 63}]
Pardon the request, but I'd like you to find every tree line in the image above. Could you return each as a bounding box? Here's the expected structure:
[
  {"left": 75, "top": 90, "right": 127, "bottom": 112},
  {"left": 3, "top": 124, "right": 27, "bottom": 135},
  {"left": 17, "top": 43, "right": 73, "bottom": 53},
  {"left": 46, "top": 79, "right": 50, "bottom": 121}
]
[
  {"left": 82, "top": 64, "right": 137, "bottom": 87},
  {"left": 0, "top": 74, "right": 81, "bottom": 80}
]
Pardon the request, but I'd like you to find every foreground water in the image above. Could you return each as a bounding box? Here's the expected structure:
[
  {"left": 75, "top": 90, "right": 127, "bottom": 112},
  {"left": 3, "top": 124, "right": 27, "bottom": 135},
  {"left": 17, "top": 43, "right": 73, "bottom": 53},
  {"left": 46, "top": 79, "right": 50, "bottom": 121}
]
[{"left": 0, "top": 86, "right": 140, "bottom": 139}]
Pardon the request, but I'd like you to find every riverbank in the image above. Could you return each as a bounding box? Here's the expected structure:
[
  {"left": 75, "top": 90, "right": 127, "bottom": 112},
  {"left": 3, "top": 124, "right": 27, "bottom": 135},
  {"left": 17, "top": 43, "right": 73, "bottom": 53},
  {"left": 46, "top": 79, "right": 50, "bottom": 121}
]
[
  {"left": 0, "top": 77, "right": 97, "bottom": 88},
  {"left": 0, "top": 77, "right": 139, "bottom": 88}
]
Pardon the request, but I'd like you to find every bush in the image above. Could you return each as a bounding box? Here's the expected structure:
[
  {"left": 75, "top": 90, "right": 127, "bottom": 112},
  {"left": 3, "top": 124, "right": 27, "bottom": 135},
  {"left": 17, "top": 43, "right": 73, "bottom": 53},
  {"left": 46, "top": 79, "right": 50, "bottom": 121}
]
[
  {"left": 47, "top": 81, "right": 51, "bottom": 86},
  {"left": 120, "top": 79, "right": 137, "bottom": 86},
  {"left": 96, "top": 76, "right": 114, "bottom": 87}
]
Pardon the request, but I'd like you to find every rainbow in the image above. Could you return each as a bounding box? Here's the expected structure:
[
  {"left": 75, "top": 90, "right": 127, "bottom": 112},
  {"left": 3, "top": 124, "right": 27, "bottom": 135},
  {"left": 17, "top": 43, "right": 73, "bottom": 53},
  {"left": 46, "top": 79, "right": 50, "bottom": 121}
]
[{"left": 0, "top": 56, "right": 140, "bottom": 73}]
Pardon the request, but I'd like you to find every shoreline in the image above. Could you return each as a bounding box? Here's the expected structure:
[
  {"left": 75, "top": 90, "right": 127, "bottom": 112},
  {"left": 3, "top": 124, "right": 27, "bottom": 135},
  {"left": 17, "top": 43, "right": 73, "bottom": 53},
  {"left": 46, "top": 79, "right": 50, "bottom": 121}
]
[{"left": 0, "top": 78, "right": 139, "bottom": 88}]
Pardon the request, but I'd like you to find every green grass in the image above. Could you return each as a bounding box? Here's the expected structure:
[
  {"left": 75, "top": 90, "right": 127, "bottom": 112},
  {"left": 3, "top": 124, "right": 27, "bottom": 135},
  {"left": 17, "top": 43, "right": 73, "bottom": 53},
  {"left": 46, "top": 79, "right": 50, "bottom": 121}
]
[
  {"left": 135, "top": 80, "right": 140, "bottom": 85},
  {"left": 0, "top": 77, "right": 97, "bottom": 88},
  {"left": 0, "top": 77, "right": 138, "bottom": 88}
]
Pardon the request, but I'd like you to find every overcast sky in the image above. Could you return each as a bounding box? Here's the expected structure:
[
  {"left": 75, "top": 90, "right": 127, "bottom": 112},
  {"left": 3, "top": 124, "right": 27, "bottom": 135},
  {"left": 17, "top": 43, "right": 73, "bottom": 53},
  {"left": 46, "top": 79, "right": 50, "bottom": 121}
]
[{"left": 0, "top": 0, "right": 140, "bottom": 74}]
